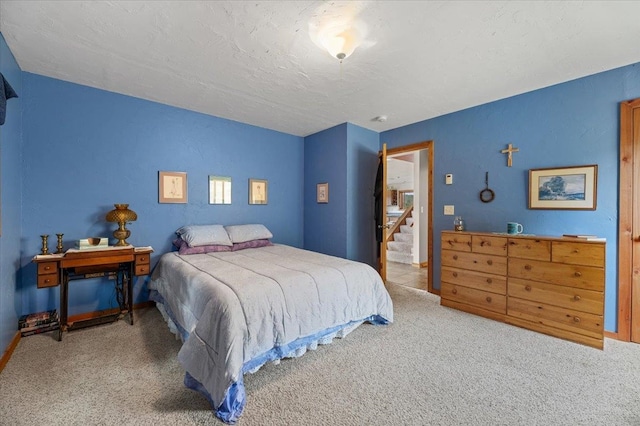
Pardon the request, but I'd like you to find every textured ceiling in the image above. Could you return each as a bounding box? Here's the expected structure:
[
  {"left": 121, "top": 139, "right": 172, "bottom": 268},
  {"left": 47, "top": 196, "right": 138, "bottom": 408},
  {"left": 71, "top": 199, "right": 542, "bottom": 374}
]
[{"left": 2, "top": 1, "right": 640, "bottom": 137}]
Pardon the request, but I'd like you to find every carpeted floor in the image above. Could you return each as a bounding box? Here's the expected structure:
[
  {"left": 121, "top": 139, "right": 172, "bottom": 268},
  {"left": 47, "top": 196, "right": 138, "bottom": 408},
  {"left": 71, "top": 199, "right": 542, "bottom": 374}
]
[{"left": 1, "top": 284, "right": 639, "bottom": 425}]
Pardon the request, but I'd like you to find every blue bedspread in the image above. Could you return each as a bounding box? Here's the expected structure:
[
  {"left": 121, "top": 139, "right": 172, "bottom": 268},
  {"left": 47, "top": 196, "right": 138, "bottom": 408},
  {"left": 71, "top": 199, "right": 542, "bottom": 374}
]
[{"left": 149, "top": 245, "right": 393, "bottom": 423}]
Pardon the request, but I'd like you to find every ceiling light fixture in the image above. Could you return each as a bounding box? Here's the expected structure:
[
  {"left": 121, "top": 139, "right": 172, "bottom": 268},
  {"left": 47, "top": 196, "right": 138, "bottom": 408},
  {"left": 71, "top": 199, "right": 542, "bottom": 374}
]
[
  {"left": 308, "top": 2, "right": 370, "bottom": 63},
  {"left": 319, "top": 26, "right": 362, "bottom": 62}
]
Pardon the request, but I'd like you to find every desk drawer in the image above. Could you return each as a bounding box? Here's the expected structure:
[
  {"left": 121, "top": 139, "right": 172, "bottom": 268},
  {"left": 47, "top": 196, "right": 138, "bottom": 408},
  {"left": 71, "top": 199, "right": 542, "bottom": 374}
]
[
  {"left": 135, "top": 264, "right": 150, "bottom": 276},
  {"left": 38, "top": 273, "right": 58, "bottom": 288},
  {"left": 38, "top": 262, "right": 58, "bottom": 275},
  {"left": 135, "top": 253, "right": 150, "bottom": 265}
]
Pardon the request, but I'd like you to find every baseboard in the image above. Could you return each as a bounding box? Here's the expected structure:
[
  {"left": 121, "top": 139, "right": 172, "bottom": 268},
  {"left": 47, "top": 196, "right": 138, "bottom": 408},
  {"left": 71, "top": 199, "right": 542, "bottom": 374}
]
[
  {"left": 68, "top": 301, "right": 156, "bottom": 323},
  {"left": 0, "top": 330, "right": 21, "bottom": 374},
  {"left": 604, "top": 330, "right": 620, "bottom": 341}
]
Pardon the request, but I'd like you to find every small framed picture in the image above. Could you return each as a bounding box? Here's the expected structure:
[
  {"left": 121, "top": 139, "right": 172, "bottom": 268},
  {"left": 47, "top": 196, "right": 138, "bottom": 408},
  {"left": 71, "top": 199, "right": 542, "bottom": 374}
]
[
  {"left": 249, "top": 178, "right": 268, "bottom": 204},
  {"left": 159, "top": 171, "right": 188, "bottom": 203},
  {"left": 528, "top": 165, "right": 597, "bottom": 210},
  {"left": 317, "top": 182, "right": 329, "bottom": 203}
]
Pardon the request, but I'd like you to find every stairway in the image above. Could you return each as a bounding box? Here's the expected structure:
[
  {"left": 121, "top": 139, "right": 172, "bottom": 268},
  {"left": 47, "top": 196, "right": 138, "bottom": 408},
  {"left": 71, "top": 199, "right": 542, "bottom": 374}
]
[{"left": 387, "top": 213, "right": 414, "bottom": 265}]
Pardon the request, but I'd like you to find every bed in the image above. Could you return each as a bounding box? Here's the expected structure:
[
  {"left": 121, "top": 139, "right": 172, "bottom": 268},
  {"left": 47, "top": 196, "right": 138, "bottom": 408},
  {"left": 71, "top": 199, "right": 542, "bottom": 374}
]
[{"left": 148, "top": 225, "right": 393, "bottom": 424}]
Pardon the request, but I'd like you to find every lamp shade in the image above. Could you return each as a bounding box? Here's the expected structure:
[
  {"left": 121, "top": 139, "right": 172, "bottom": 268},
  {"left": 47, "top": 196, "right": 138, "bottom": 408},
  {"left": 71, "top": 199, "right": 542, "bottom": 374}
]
[{"left": 105, "top": 204, "right": 137, "bottom": 223}]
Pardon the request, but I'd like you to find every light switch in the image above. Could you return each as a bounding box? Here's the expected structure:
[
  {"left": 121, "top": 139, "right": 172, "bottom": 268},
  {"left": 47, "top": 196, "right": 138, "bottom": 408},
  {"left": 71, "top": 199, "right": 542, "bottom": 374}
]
[
  {"left": 444, "top": 205, "right": 455, "bottom": 215},
  {"left": 445, "top": 174, "right": 453, "bottom": 185}
]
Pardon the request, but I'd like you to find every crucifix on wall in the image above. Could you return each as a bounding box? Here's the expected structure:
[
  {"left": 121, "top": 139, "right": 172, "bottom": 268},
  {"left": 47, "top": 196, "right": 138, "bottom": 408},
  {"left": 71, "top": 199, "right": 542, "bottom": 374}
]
[{"left": 500, "top": 143, "right": 519, "bottom": 167}]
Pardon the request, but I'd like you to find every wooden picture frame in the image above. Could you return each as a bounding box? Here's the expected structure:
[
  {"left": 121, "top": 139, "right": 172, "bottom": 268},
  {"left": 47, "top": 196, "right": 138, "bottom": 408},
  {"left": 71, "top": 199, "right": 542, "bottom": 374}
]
[
  {"left": 528, "top": 165, "right": 597, "bottom": 210},
  {"left": 159, "top": 171, "right": 188, "bottom": 203},
  {"left": 249, "top": 178, "right": 268, "bottom": 204},
  {"left": 317, "top": 182, "right": 329, "bottom": 203}
]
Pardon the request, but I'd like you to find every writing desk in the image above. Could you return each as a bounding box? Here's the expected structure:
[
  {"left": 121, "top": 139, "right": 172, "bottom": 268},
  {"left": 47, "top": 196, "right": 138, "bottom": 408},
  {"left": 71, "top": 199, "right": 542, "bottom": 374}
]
[{"left": 33, "top": 246, "right": 153, "bottom": 341}]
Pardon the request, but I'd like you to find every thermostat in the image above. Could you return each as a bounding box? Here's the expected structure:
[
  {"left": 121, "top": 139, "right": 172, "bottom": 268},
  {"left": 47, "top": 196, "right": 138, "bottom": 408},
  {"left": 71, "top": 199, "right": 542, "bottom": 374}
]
[{"left": 445, "top": 174, "right": 453, "bottom": 185}]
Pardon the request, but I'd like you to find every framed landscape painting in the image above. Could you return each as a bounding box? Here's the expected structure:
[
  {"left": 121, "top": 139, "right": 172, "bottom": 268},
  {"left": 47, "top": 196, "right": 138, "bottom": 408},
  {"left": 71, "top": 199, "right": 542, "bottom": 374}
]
[{"left": 528, "top": 165, "right": 597, "bottom": 210}]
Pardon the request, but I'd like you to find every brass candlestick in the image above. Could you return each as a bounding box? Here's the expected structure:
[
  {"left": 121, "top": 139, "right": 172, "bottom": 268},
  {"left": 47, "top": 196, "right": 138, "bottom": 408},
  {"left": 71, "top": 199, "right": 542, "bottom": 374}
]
[
  {"left": 56, "top": 233, "right": 64, "bottom": 254},
  {"left": 40, "top": 235, "right": 49, "bottom": 255}
]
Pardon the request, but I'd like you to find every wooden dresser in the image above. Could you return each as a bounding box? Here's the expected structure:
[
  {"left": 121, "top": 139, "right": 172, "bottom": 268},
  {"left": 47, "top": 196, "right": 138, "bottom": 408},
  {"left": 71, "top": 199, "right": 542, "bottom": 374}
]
[{"left": 440, "top": 231, "right": 605, "bottom": 349}]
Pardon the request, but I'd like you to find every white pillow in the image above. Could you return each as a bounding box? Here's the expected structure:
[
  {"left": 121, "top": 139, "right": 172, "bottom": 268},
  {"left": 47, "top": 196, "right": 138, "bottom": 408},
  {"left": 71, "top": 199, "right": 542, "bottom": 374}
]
[
  {"left": 224, "top": 224, "right": 273, "bottom": 244},
  {"left": 176, "top": 224, "right": 233, "bottom": 247}
]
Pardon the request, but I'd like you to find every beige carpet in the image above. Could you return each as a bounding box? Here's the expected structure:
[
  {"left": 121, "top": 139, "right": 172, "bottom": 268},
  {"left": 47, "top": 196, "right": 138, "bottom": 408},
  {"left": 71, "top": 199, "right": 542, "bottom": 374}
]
[{"left": 1, "top": 284, "right": 639, "bottom": 425}]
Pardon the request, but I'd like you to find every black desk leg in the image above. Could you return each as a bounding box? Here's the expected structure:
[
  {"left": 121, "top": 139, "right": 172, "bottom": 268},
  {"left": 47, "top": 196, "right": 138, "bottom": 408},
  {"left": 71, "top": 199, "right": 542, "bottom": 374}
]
[
  {"left": 129, "top": 263, "right": 135, "bottom": 325},
  {"left": 59, "top": 271, "right": 69, "bottom": 341}
]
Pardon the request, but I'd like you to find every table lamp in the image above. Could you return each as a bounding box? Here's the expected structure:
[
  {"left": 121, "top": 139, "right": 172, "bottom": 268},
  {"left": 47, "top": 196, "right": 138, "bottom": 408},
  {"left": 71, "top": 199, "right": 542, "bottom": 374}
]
[{"left": 105, "top": 203, "right": 137, "bottom": 246}]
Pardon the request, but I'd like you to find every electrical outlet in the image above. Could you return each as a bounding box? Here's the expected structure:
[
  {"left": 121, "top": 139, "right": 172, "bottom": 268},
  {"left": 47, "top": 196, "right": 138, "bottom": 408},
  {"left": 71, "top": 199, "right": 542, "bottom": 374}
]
[
  {"left": 445, "top": 174, "right": 453, "bottom": 185},
  {"left": 444, "top": 205, "right": 455, "bottom": 215}
]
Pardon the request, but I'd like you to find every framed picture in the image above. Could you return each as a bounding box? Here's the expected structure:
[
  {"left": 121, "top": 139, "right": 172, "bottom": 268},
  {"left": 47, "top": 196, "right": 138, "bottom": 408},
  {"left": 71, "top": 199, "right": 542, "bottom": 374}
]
[
  {"left": 317, "top": 182, "right": 329, "bottom": 203},
  {"left": 528, "top": 165, "right": 597, "bottom": 210},
  {"left": 249, "top": 178, "right": 268, "bottom": 204},
  {"left": 209, "top": 175, "right": 232, "bottom": 205},
  {"left": 159, "top": 171, "right": 188, "bottom": 203}
]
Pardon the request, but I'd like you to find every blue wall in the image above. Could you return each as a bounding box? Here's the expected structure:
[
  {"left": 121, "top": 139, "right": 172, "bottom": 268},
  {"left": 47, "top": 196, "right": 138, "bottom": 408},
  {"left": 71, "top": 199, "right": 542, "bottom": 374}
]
[
  {"left": 304, "top": 124, "right": 348, "bottom": 257},
  {"left": 303, "top": 123, "right": 379, "bottom": 267},
  {"left": 346, "top": 123, "right": 379, "bottom": 266},
  {"left": 20, "top": 73, "right": 304, "bottom": 317},
  {"left": 381, "top": 63, "right": 640, "bottom": 332},
  {"left": 0, "top": 34, "right": 23, "bottom": 357}
]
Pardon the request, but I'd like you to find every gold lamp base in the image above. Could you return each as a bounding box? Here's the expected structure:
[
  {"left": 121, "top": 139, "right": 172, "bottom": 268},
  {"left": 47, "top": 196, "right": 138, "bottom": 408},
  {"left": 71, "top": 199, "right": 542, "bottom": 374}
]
[{"left": 106, "top": 204, "right": 137, "bottom": 246}]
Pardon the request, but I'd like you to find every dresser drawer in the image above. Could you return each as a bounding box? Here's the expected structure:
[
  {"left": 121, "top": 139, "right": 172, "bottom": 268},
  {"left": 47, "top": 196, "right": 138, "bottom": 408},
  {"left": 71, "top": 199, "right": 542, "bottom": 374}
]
[
  {"left": 135, "top": 253, "right": 150, "bottom": 265},
  {"left": 472, "top": 235, "right": 507, "bottom": 256},
  {"left": 508, "top": 238, "right": 551, "bottom": 261},
  {"left": 508, "top": 258, "right": 604, "bottom": 291},
  {"left": 37, "top": 273, "right": 58, "bottom": 288},
  {"left": 508, "top": 297, "right": 603, "bottom": 338},
  {"left": 508, "top": 277, "right": 604, "bottom": 315},
  {"left": 441, "top": 282, "right": 506, "bottom": 314},
  {"left": 442, "top": 250, "right": 507, "bottom": 275},
  {"left": 552, "top": 241, "right": 605, "bottom": 267},
  {"left": 441, "top": 266, "right": 506, "bottom": 295},
  {"left": 441, "top": 232, "right": 471, "bottom": 252}
]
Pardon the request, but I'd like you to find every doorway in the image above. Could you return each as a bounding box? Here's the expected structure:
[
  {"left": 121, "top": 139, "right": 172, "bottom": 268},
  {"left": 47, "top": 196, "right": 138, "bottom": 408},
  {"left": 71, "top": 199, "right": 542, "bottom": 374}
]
[
  {"left": 382, "top": 141, "right": 434, "bottom": 294},
  {"left": 618, "top": 98, "right": 640, "bottom": 343}
]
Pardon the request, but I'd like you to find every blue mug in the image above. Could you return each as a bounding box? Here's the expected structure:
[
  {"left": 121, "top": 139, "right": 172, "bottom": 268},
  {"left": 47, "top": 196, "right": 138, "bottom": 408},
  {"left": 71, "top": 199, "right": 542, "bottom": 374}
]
[{"left": 507, "top": 222, "right": 523, "bottom": 235}]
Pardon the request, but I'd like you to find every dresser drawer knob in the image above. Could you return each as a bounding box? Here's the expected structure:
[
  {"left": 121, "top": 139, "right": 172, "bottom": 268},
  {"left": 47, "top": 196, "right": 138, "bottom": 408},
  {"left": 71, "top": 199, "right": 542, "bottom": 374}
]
[
  {"left": 486, "top": 278, "right": 492, "bottom": 284},
  {"left": 452, "top": 288, "right": 458, "bottom": 295},
  {"left": 487, "top": 260, "right": 493, "bottom": 265},
  {"left": 524, "top": 264, "right": 532, "bottom": 270},
  {"left": 139, "top": 257, "right": 147, "bottom": 262},
  {"left": 525, "top": 285, "right": 532, "bottom": 292},
  {"left": 574, "top": 271, "right": 582, "bottom": 278},
  {"left": 573, "top": 316, "right": 581, "bottom": 323},
  {"left": 452, "top": 272, "right": 458, "bottom": 277},
  {"left": 573, "top": 295, "right": 581, "bottom": 301},
  {"left": 44, "top": 279, "right": 51, "bottom": 284},
  {"left": 486, "top": 296, "right": 492, "bottom": 303},
  {"left": 44, "top": 266, "right": 51, "bottom": 271},
  {"left": 481, "top": 241, "right": 491, "bottom": 246},
  {"left": 453, "top": 255, "right": 458, "bottom": 260}
]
